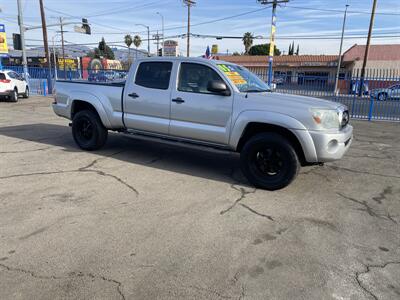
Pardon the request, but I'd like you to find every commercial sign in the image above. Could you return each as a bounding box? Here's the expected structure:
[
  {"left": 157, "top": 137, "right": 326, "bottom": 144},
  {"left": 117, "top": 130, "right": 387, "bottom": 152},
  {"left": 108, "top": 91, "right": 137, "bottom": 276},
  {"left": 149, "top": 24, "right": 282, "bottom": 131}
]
[
  {"left": 57, "top": 58, "right": 77, "bottom": 70},
  {"left": 211, "top": 44, "right": 218, "bottom": 55},
  {"left": 163, "top": 40, "right": 178, "bottom": 57},
  {"left": 0, "top": 24, "right": 9, "bottom": 55}
]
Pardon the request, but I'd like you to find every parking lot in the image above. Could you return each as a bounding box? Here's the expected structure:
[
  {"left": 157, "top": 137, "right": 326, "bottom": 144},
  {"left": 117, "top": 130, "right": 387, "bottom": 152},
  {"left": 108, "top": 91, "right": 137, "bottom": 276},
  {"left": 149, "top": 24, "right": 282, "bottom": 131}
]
[{"left": 0, "top": 96, "right": 399, "bottom": 299}]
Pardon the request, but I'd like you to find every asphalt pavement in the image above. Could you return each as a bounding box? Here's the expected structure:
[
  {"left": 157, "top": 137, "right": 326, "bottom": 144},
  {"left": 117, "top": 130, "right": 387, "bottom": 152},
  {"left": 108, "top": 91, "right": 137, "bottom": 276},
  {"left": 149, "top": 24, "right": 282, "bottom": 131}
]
[{"left": 0, "top": 96, "right": 399, "bottom": 300}]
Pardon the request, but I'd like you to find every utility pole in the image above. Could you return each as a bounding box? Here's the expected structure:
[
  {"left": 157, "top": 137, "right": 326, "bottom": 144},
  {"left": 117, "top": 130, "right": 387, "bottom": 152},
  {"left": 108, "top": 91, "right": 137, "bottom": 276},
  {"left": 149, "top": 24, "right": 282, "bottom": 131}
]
[
  {"left": 157, "top": 12, "right": 164, "bottom": 56},
  {"left": 183, "top": 0, "right": 196, "bottom": 57},
  {"left": 257, "top": 0, "right": 289, "bottom": 86},
  {"left": 39, "top": 0, "right": 52, "bottom": 93},
  {"left": 16, "top": 0, "right": 28, "bottom": 78},
  {"left": 153, "top": 31, "right": 160, "bottom": 55},
  {"left": 359, "top": 0, "right": 377, "bottom": 96},
  {"left": 334, "top": 4, "right": 349, "bottom": 96},
  {"left": 59, "top": 17, "right": 66, "bottom": 79}
]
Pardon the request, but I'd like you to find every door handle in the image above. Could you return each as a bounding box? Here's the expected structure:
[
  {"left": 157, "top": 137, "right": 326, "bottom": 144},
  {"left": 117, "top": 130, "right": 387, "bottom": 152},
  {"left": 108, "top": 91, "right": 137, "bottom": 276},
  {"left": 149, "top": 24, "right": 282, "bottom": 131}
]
[
  {"left": 172, "top": 97, "right": 185, "bottom": 104},
  {"left": 128, "top": 92, "right": 139, "bottom": 98}
]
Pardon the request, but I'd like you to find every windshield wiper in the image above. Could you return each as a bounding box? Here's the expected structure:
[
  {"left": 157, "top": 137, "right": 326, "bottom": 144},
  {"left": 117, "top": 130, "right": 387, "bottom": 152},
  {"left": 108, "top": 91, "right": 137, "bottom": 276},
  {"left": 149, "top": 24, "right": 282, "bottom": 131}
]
[{"left": 243, "top": 89, "right": 270, "bottom": 93}]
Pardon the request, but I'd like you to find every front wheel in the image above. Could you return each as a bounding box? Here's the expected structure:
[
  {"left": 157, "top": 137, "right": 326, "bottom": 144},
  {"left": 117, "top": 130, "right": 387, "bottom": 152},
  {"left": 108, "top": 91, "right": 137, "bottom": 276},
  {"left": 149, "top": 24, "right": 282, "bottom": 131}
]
[
  {"left": 72, "top": 110, "right": 108, "bottom": 150},
  {"left": 240, "top": 133, "right": 300, "bottom": 190}
]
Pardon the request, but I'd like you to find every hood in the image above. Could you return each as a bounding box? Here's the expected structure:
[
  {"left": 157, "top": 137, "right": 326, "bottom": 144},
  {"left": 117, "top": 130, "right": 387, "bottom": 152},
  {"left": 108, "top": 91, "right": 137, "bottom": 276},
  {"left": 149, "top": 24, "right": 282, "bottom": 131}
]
[{"left": 245, "top": 92, "right": 344, "bottom": 111}]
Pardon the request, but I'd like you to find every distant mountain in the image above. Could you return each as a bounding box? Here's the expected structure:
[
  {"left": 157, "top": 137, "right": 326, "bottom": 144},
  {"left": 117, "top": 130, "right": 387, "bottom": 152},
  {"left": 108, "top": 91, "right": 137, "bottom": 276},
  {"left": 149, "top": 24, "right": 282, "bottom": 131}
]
[{"left": 8, "top": 45, "right": 148, "bottom": 61}]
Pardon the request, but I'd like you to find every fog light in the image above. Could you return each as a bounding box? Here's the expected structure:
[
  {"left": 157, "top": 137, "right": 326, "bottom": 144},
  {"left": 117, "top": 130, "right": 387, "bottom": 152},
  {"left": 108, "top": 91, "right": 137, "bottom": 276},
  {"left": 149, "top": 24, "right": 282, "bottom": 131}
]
[{"left": 327, "top": 139, "right": 339, "bottom": 153}]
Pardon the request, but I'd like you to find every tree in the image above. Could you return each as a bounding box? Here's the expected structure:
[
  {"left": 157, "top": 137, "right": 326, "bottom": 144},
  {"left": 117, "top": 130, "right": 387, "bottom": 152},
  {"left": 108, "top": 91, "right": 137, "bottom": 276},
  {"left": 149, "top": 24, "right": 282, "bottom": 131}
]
[
  {"left": 88, "top": 37, "right": 115, "bottom": 60},
  {"left": 232, "top": 51, "right": 241, "bottom": 56},
  {"left": 296, "top": 44, "right": 299, "bottom": 55},
  {"left": 248, "top": 43, "right": 281, "bottom": 56},
  {"left": 133, "top": 35, "right": 142, "bottom": 60},
  {"left": 288, "top": 41, "right": 295, "bottom": 55},
  {"left": 124, "top": 34, "right": 133, "bottom": 66},
  {"left": 242, "top": 32, "right": 254, "bottom": 55}
]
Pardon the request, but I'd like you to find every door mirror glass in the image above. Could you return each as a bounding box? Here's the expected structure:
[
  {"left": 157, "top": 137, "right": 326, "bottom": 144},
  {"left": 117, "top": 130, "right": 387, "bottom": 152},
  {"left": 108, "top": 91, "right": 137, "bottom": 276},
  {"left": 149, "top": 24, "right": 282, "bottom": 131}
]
[{"left": 207, "top": 80, "right": 230, "bottom": 96}]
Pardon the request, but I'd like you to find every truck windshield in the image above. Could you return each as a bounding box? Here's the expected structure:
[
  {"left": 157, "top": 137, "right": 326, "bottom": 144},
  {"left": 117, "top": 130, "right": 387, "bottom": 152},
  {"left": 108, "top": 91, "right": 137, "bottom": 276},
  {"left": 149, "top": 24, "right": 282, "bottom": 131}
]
[{"left": 217, "top": 64, "right": 270, "bottom": 93}]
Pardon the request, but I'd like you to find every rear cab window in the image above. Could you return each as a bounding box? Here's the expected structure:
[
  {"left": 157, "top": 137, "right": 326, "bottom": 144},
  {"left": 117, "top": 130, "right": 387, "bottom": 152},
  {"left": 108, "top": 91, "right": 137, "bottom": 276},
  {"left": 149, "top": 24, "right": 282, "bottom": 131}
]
[{"left": 135, "top": 62, "right": 172, "bottom": 90}]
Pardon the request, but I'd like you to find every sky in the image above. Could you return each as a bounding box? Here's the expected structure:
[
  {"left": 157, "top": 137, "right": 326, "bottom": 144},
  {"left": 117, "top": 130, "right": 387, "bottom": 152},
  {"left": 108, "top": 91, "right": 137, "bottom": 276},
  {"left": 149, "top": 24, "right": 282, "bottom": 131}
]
[{"left": 0, "top": 0, "right": 399, "bottom": 57}]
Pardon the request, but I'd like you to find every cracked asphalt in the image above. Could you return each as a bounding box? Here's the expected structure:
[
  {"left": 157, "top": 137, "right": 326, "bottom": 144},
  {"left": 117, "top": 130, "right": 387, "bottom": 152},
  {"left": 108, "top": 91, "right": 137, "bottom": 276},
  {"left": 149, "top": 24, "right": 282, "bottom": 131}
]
[{"left": 0, "top": 96, "right": 399, "bottom": 300}]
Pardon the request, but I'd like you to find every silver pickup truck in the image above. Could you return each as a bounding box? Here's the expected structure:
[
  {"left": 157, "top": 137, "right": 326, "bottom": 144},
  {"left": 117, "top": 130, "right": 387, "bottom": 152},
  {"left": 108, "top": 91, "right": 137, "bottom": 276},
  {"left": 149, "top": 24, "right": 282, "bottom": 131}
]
[{"left": 53, "top": 57, "right": 353, "bottom": 190}]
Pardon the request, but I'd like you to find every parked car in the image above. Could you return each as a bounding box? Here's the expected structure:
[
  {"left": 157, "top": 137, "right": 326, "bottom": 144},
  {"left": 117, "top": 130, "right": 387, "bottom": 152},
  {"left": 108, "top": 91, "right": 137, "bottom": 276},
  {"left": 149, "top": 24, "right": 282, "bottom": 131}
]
[
  {"left": 370, "top": 84, "right": 400, "bottom": 101},
  {"left": 349, "top": 80, "right": 369, "bottom": 95},
  {"left": 88, "top": 71, "right": 116, "bottom": 82},
  {"left": 53, "top": 57, "right": 352, "bottom": 190},
  {"left": 273, "top": 76, "right": 285, "bottom": 85},
  {"left": 0, "top": 70, "right": 30, "bottom": 102}
]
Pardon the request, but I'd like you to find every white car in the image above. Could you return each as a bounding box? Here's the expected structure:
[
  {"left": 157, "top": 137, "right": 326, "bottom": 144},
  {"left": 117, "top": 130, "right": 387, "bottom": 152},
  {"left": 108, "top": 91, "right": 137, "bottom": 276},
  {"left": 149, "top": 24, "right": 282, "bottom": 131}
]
[{"left": 0, "top": 70, "right": 29, "bottom": 102}]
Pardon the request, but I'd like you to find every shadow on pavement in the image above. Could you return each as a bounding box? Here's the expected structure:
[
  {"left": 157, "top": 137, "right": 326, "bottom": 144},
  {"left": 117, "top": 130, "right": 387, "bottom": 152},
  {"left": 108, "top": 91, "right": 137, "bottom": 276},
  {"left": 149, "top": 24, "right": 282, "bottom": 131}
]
[{"left": 0, "top": 123, "right": 244, "bottom": 185}]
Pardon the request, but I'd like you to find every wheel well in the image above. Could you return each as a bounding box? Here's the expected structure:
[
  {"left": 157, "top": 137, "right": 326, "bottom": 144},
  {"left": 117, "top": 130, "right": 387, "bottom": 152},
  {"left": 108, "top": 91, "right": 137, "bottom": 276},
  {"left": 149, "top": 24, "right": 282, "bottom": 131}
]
[
  {"left": 237, "top": 122, "right": 306, "bottom": 165},
  {"left": 71, "top": 100, "right": 99, "bottom": 119}
]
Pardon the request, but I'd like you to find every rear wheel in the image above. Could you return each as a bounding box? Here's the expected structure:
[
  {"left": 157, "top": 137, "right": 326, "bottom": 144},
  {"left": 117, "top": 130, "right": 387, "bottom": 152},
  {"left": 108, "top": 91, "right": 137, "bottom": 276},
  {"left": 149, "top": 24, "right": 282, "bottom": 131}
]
[
  {"left": 9, "top": 89, "right": 18, "bottom": 102},
  {"left": 72, "top": 110, "right": 108, "bottom": 150},
  {"left": 240, "top": 133, "right": 300, "bottom": 190}
]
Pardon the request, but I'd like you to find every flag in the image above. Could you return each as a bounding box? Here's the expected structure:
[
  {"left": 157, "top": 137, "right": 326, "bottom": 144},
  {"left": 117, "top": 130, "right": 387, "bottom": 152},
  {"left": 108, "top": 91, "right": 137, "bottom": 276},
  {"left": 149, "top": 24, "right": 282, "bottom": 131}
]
[{"left": 205, "top": 46, "right": 211, "bottom": 59}]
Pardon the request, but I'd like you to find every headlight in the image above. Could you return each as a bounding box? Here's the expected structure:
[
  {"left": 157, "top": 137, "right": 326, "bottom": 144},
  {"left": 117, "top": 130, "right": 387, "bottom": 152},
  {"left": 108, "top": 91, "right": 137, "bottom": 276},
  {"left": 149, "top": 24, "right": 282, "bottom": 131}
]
[{"left": 310, "top": 109, "right": 340, "bottom": 130}]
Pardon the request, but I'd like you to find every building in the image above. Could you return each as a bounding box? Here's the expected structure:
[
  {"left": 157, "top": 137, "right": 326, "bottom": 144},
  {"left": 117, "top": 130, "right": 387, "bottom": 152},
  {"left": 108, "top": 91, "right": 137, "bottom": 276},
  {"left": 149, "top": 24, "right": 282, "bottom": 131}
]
[
  {"left": 342, "top": 44, "right": 400, "bottom": 76},
  {"left": 216, "top": 54, "right": 339, "bottom": 84},
  {"left": 216, "top": 44, "right": 400, "bottom": 83}
]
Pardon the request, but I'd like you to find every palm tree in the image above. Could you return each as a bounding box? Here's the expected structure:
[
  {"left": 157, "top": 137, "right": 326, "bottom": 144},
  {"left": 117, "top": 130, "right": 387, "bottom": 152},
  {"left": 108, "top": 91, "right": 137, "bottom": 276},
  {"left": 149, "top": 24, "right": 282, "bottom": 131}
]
[
  {"left": 124, "top": 34, "right": 133, "bottom": 66},
  {"left": 133, "top": 35, "right": 142, "bottom": 60},
  {"left": 242, "top": 32, "right": 254, "bottom": 55}
]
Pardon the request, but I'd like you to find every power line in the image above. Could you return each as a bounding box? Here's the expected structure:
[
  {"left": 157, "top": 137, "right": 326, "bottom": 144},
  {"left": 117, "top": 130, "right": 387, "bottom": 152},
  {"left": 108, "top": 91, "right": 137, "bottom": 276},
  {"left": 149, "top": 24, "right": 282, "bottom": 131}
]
[
  {"left": 282, "top": 4, "right": 400, "bottom": 16},
  {"left": 65, "top": 6, "right": 274, "bottom": 36}
]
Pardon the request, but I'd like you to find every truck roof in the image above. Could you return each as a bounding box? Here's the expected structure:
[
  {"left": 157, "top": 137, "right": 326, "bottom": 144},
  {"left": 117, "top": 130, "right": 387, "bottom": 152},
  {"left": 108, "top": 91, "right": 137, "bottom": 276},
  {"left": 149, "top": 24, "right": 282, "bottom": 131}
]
[{"left": 135, "top": 56, "right": 235, "bottom": 66}]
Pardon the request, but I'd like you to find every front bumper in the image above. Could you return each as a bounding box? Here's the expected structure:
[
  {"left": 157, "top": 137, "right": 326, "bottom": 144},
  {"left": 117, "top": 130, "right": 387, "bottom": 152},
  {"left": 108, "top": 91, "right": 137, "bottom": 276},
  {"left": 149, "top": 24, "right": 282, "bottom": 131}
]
[{"left": 308, "top": 125, "right": 353, "bottom": 162}]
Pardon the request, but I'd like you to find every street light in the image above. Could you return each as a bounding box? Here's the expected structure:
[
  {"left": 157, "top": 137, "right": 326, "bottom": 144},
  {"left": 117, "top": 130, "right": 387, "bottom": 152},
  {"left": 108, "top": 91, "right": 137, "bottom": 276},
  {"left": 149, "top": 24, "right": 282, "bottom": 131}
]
[
  {"left": 135, "top": 23, "right": 150, "bottom": 57},
  {"left": 156, "top": 12, "right": 164, "bottom": 56}
]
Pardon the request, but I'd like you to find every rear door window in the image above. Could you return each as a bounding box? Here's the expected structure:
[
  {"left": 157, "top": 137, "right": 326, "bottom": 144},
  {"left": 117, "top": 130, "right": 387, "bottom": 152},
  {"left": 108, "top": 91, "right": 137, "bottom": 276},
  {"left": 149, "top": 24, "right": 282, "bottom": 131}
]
[{"left": 135, "top": 62, "right": 172, "bottom": 90}]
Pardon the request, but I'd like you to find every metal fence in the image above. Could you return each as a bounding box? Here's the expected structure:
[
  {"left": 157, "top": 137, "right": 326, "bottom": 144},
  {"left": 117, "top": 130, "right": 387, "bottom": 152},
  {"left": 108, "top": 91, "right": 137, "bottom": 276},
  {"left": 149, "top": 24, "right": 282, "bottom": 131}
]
[
  {"left": 255, "top": 70, "right": 400, "bottom": 121},
  {"left": 3, "top": 66, "right": 400, "bottom": 121},
  {"left": 4, "top": 66, "right": 128, "bottom": 96}
]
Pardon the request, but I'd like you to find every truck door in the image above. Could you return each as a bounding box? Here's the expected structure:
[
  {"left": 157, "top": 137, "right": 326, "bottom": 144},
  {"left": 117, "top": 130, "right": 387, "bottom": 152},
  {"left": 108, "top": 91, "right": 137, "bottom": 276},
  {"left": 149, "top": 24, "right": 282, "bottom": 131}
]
[
  {"left": 123, "top": 61, "right": 173, "bottom": 135},
  {"left": 169, "top": 62, "right": 233, "bottom": 145}
]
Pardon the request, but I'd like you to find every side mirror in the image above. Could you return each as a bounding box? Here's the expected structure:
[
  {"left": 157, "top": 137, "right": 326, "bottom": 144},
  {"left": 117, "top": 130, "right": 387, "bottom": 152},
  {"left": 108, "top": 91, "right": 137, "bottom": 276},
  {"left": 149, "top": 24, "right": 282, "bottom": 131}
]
[{"left": 207, "top": 80, "right": 231, "bottom": 96}]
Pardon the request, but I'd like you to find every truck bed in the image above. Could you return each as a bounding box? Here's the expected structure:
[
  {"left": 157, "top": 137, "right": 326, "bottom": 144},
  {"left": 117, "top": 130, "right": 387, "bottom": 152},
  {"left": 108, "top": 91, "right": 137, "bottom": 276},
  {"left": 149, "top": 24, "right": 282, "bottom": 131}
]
[{"left": 55, "top": 80, "right": 126, "bottom": 87}]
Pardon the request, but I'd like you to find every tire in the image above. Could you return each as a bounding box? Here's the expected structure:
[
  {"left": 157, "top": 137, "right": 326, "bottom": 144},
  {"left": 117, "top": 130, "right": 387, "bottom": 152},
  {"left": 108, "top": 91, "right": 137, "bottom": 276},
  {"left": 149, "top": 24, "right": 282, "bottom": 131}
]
[
  {"left": 72, "top": 110, "right": 108, "bottom": 151},
  {"left": 378, "top": 93, "right": 387, "bottom": 101},
  {"left": 9, "top": 88, "right": 18, "bottom": 102},
  {"left": 240, "top": 133, "right": 300, "bottom": 190},
  {"left": 23, "top": 86, "right": 29, "bottom": 98}
]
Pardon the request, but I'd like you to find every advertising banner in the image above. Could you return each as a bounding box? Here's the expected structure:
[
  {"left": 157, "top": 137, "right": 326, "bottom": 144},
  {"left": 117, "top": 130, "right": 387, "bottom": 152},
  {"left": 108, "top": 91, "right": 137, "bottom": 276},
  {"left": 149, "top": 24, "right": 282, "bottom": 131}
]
[{"left": 0, "top": 24, "right": 9, "bottom": 55}]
